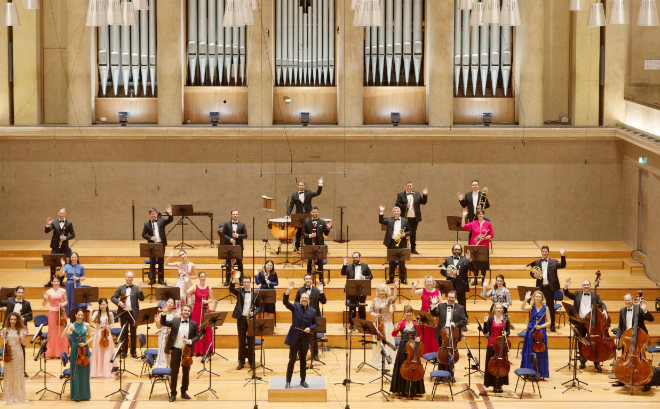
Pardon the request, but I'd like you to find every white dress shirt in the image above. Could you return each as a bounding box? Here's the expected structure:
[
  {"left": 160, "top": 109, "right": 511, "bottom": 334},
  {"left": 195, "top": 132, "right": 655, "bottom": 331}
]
[
  {"left": 471, "top": 192, "right": 478, "bottom": 213},
  {"left": 125, "top": 287, "right": 133, "bottom": 311},
  {"left": 354, "top": 264, "right": 363, "bottom": 280},
  {"left": 152, "top": 220, "right": 161, "bottom": 243},
  {"left": 232, "top": 222, "right": 238, "bottom": 233},
  {"left": 445, "top": 305, "right": 453, "bottom": 327},
  {"left": 625, "top": 308, "right": 634, "bottom": 330},
  {"left": 174, "top": 320, "right": 190, "bottom": 349},
  {"left": 392, "top": 218, "right": 402, "bottom": 239},
  {"left": 406, "top": 193, "right": 416, "bottom": 218},
  {"left": 13, "top": 301, "right": 23, "bottom": 314},
  {"left": 242, "top": 291, "right": 252, "bottom": 317},
  {"left": 578, "top": 293, "right": 591, "bottom": 319},
  {"left": 298, "top": 191, "right": 305, "bottom": 203},
  {"left": 541, "top": 259, "right": 549, "bottom": 285},
  {"left": 59, "top": 220, "right": 65, "bottom": 230}
]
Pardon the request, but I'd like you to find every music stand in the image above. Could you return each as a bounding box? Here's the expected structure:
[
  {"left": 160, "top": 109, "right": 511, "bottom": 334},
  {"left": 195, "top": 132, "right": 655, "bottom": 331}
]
[
  {"left": 34, "top": 338, "right": 60, "bottom": 400},
  {"left": 446, "top": 216, "right": 464, "bottom": 243},
  {"left": 352, "top": 319, "right": 380, "bottom": 373},
  {"left": 245, "top": 318, "right": 275, "bottom": 384},
  {"left": 516, "top": 286, "right": 539, "bottom": 302},
  {"left": 42, "top": 254, "right": 65, "bottom": 271},
  {"left": 556, "top": 302, "right": 584, "bottom": 373},
  {"left": 217, "top": 245, "right": 243, "bottom": 260},
  {"left": 435, "top": 280, "right": 455, "bottom": 296},
  {"left": 290, "top": 213, "right": 309, "bottom": 265},
  {"left": 465, "top": 245, "right": 489, "bottom": 302},
  {"left": 303, "top": 245, "right": 328, "bottom": 285},
  {"left": 562, "top": 323, "right": 591, "bottom": 393},
  {"left": 136, "top": 306, "right": 159, "bottom": 364},
  {"left": 106, "top": 339, "right": 129, "bottom": 399},
  {"left": 0, "top": 287, "right": 15, "bottom": 323},
  {"left": 195, "top": 311, "right": 229, "bottom": 397},
  {"left": 73, "top": 286, "right": 98, "bottom": 321},
  {"left": 387, "top": 249, "right": 411, "bottom": 303},
  {"left": 154, "top": 286, "right": 181, "bottom": 303},
  {"left": 139, "top": 243, "right": 164, "bottom": 299}
]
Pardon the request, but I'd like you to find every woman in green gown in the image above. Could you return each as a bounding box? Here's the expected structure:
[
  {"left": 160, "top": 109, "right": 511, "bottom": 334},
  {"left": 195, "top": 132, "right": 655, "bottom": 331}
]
[{"left": 63, "top": 309, "right": 91, "bottom": 401}]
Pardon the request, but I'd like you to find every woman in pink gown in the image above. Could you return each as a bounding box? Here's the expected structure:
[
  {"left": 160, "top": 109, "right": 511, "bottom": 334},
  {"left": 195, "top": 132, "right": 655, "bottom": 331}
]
[
  {"left": 188, "top": 271, "right": 214, "bottom": 356},
  {"left": 461, "top": 207, "right": 494, "bottom": 285},
  {"left": 411, "top": 275, "right": 442, "bottom": 353},
  {"left": 43, "top": 276, "right": 69, "bottom": 358},
  {"left": 90, "top": 298, "right": 118, "bottom": 377}
]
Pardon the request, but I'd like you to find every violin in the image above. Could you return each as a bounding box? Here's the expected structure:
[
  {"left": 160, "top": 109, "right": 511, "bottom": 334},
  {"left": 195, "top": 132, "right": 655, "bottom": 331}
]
[
  {"left": 3, "top": 342, "right": 12, "bottom": 363},
  {"left": 181, "top": 342, "right": 193, "bottom": 367},
  {"left": 487, "top": 316, "right": 511, "bottom": 378},
  {"left": 100, "top": 327, "right": 110, "bottom": 348},
  {"left": 581, "top": 271, "right": 616, "bottom": 363},
  {"left": 532, "top": 317, "right": 546, "bottom": 353},
  {"left": 437, "top": 324, "right": 460, "bottom": 366},
  {"left": 613, "top": 290, "right": 653, "bottom": 386},
  {"left": 400, "top": 328, "right": 425, "bottom": 382},
  {"left": 76, "top": 334, "right": 89, "bottom": 367}
]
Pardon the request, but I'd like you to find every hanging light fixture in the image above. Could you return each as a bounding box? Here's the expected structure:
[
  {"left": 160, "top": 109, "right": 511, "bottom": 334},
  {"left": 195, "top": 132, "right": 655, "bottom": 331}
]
[
  {"left": 223, "top": 0, "right": 243, "bottom": 27},
  {"left": 353, "top": 0, "right": 381, "bottom": 26},
  {"left": 85, "top": 0, "right": 107, "bottom": 27},
  {"left": 240, "top": 0, "right": 255, "bottom": 26},
  {"left": 587, "top": 1, "right": 606, "bottom": 27},
  {"left": 121, "top": 0, "right": 137, "bottom": 25},
  {"left": 569, "top": 0, "right": 584, "bottom": 11},
  {"left": 1, "top": 2, "right": 20, "bottom": 26},
  {"left": 22, "top": 0, "right": 39, "bottom": 9},
  {"left": 351, "top": 0, "right": 360, "bottom": 11},
  {"left": 500, "top": 0, "right": 521, "bottom": 26},
  {"left": 638, "top": 0, "right": 659, "bottom": 26},
  {"left": 458, "top": 0, "right": 473, "bottom": 11},
  {"left": 107, "top": 0, "right": 122, "bottom": 25},
  {"left": 469, "top": 1, "right": 484, "bottom": 26},
  {"left": 133, "top": 0, "right": 149, "bottom": 11},
  {"left": 609, "top": 0, "right": 628, "bottom": 24},
  {"left": 482, "top": 0, "right": 500, "bottom": 25}
]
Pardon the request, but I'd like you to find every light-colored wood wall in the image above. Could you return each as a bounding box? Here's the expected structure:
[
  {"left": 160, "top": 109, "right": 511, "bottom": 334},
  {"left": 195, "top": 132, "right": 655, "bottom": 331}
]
[
  {"left": 95, "top": 98, "right": 158, "bottom": 123},
  {"left": 273, "top": 87, "right": 337, "bottom": 124},
  {"left": 363, "top": 87, "right": 426, "bottom": 124},
  {"left": 453, "top": 98, "right": 516, "bottom": 124},
  {"left": 184, "top": 87, "right": 248, "bottom": 124}
]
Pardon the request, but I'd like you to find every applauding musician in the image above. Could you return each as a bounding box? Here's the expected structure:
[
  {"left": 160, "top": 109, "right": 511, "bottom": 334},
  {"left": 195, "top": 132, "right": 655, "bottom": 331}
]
[
  {"left": 142, "top": 206, "right": 173, "bottom": 285},
  {"left": 529, "top": 246, "right": 565, "bottom": 332},
  {"left": 221, "top": 209, "right": 248, "bottom": 281},
  {"left": 287, "top": 177, "right": 324, "bottom": 251},
  {"left": 301, "top": 206, "right": 333, "bottom": 284},
  {"left": 394, "top": 182, "right": 428, "bottom": 254},
  {"left": 160, "top": 304, "right": 200, "bottom": 401},
  {"left": 283, "top": 281, "right": 318, "bottom": 389}
]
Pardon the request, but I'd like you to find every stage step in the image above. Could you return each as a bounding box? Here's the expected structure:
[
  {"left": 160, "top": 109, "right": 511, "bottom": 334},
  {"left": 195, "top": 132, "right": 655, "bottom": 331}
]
[{"left": 268, "top": 377, "right": 326, "bottom": 402}]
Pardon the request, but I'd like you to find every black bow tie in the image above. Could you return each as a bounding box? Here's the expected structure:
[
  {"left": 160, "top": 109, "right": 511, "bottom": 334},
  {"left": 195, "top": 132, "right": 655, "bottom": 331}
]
[
  {"left": 627, "top": 309, "right": 632, "bottom": 312},
  {"left": 232, "top": 222, "right": 238, "bottom": 224},
  {"left": 182, "top": 320, "right": 188, "bottom": 323},
  {"left": 15, "top": 300, "right": 22, "bottom": 304},
  {"left": 453, "top": 256, "right": 459, "bottom": 260},
  {"left": 542, "top": 259, "right": 548, "bottom": 263},
  {"left": 583, "top": 293, "right": 590, "bottom": 296}
]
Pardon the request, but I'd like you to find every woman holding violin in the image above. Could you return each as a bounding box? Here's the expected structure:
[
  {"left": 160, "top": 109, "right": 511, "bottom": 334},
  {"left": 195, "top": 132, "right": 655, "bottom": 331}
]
[
  {"left": 90, "top": 298, "right": 117, "bottom": 378},
  {"left": 369, "top": 281, "right": 398, "bottom": 367},
  {"left": 482, "top": 303, "right": 511, "bottom": 393},
  {"left": 521, "top": 290, "right": 550, "bottom": 378},
  {"left": 43, "top": 275, "right": 69, "bottom": 358},
  {"left": 188, "top": 271, "right": 214, "bottom": 356},
  {"left": 155, "top": 298, "right": 178, "bottom": 368},
  {"left": 2, "top": 312, "right": 28, "bottom": 403},
  {"left": 62, "top": 309, "right": 91, "bottom": 401},
  {"left": 411, "top": 275, "right": 441, "bottom": 354},
  {"left": 390, "top": 305, "right": 425, "bottom": 397}
]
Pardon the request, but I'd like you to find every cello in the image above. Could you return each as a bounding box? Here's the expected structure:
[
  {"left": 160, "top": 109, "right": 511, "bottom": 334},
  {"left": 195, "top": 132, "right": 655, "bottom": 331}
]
[
  {"left": 613, "top": 291, "right": 653, "bottom": 387},
  {"left": 437, "top": 323, "right": 460, "bottom": 366},
  {"left": 400, "top": 324, "right": 425, "bottom": 382},
  {"left": 581, "top": 271, "right": 616, "bottom": 363},
  {"left": 487, "top": 316, "right": 511, "bottom": 379}
]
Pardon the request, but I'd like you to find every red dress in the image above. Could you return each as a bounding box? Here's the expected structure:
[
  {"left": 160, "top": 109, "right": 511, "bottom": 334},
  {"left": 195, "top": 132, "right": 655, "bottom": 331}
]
[
  {"left": 463, "top": 220, "right": 494, "bottom": 249},
  {"left": 420, "top": 288, "right": 439, "bottom": 353},
  {"left": 192, "top": 285, "right": 213, "bottom": 355}
]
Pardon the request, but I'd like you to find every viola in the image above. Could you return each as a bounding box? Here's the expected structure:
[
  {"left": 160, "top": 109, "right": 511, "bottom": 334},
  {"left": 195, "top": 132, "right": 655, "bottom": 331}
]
[
  {"left": 437, "top": 325, "right": 460, "bottom": 366},
  {"left": 99, "top": 327, "right": 110, "bottom": 348},
  {"left": 532, "top": 317, "right": 546, "bottom": 353},
  {"left": 76, "top": 334, "right": 89, "bottom": 367},
  {"left": 487, "top": 317, "right": 511, "bottom": 378},
  {"left": 581, "top": 271, "right": 616, "bottom": 363},
  {"left": 613, "top": 291, "right": 653, "bottom": 386},
  {"left": 400, "top": 339, "right": 425, "bottom": 382}
]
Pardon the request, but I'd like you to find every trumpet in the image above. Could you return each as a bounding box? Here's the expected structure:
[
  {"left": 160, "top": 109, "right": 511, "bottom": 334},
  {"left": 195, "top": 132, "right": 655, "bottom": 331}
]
[
  {"left": 394, "top": 229, "right": 405, "bottom": 247},
  {"left": 478, "top": 187, "right": 489, "bottom": 210}
]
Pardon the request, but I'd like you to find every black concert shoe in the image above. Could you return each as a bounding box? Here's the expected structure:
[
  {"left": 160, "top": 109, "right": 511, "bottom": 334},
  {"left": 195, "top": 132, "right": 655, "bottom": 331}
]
[
  {"left": 158, "top": 280, "right": 166, "bottom": 285},
  {"left": 300, "top": 380, "right": 309, "bottom": 388},
  {"left": 401, "top": 279, "right": 408, "bottom": 285},
  {"left": 223, "top": 282, "right": 229, "bottom": 286},
  {"left": 386, "top": 279, "right": 394, "bottom": 284},
  {"left": 285, "top": 382, "right": 291, "bottom": 389},
  {"left": 181, "top": 392, "right": 191, "bottom": 399},
  {"left": 169, "top": 393, "right": 176, "bottom": 402},
  {"left": 579, "top": 360, "right": 586, "bottom": 370},
  {"left": 131, "top": 353, "right": 139, "bottom": 359},
  {"left": 594, "top": 362, "right": 603, "bottom": 373},
  {"left": 236, "top": 362, "right": 245, "bottom": 370},
  {"left": 148, "top": 280, "right": 156, "bottom": 286},
  {"left": 550, "top": 324, "right": 556, "bottom": 332},
  {"left": 411, "top": 249, "right": 419, "bottom": 254},
  {"left": 643, "top": 384, "right": 651, "bottom": 392}
]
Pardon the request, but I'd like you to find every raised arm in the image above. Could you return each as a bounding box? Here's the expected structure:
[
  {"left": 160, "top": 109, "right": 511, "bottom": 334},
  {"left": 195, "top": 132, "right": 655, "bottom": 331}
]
[{"left": 283, "top": 281, "right": 295, "bottom": 311}]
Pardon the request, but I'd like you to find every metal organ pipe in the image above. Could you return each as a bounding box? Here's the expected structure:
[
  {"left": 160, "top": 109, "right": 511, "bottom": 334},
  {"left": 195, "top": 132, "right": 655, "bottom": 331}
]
[
  {"left": 187, "top": 0, "right": 197, "bottom": 85},
  {"left": 385, "top": 0, "right": 393, "bottom": 84},
  {"left": 402, "top": 0, "right": 411, "bottom": 84},
  {"left": 208, "top": 0, "right": 217, "bottom": 85},
  {"left": 412, "top": 0, "right": 421, "bottom": 84},
  {"left": 198, "top": 0, "right": 208, "bottom": 85},
  {"left": 98, "top": 26, "right": 109, "bottom": 96},
  {"left": 453, "top": 0, "right": 461, "bottom": 95}
]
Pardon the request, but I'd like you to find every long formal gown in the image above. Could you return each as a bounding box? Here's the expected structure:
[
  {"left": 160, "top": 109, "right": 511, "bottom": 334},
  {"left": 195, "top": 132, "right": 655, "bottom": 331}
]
[
  {"left": 46, "top": 291, "right": 69, "bottom": 358},
  {"left": 64, "top": 263, "right": 85, "bottom": 314},
  {"left": 420, "top": 288, "right": 440, "bottom": 353},
  {"left": 483, "top": 318, "right": 509, "bottom": 387},
  {"left": 175, "top": 263, "right": 194, "bottom": 310},
  {"left": 90, "top": 313, "right": 117, "bottom": 377},
  {"left": 521, "top": 305, "right": 549, "bottom": 378},
  {"left": 369, "top": 296, "right": 395, "bottom": 367},
  {"left": 2, "top": 328, "right": 27, "bottom": 403},
  {"left": 255, "top": 272, "right": 278, "bottom": 314},
  {"left": 69, "top": 322, "right": 91, "bottom": 401},
  {"left": 192, "top": 285, "right": 213, "bottom": 355},
  {"left": 390, "top": 320, "right": 425, "bottom": 396},
  {"left": 155, "top": 312, "right": 174, "bottom": 368}
]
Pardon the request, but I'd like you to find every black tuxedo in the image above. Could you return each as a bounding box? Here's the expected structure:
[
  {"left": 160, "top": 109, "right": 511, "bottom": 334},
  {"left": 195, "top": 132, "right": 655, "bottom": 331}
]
[
  {"left": 341, "top": 263, "right": 373, "bottom": 321},
  {"left": 110, "top": 284, "right": 145, "bottom": 355},
  {"left": 459, "top": 191, "right": 490, "bottom": 222},
  {"left": 379, "top": 215, "right": 411, "bottom": 280},
  {"left": 220, "top": 220, "right": 248, "bottom": 279},
  {"left": 45, "top": 219, "right": 75, "bottom": 279},
  {"left": 395, "top": 191, "right": 428, "bottom": 251},
  {"left": 283, "top": 293, "right": 318, "bottom": 383},
  {"left": 287, "top": 185, "right": 323, "bottom": 248},
  {"left": 229, "top": 281, "right": 262, "bottom": 366},
  {"left": 563, "top": 288, "right": 607, "bottom": 320},
  {"left": 440, "top": 256, "right": 473, "bottom": 308},
  {"left": 616, "top": 305, "right": 654, "bottom": 341},
  {"left": 529, "top": 255, "right": 565, "bottom": 328},
  {"left": 141, "top": 214, "right": 174, "bottom": 282},
  {"left": 159, "top": 316, "right": 200, "bottom": 396},
  {"left": 1, "top": 297, "right": 32, "bottom": 369},
  {"left": 430, "top": 302, "right": 468, "bottom": 340},
  {"left": 295, "top": 285, "right": 326, "bottom": 359},
  {"left": 302, "top": 217, "right": 330, "bottom": 280}
]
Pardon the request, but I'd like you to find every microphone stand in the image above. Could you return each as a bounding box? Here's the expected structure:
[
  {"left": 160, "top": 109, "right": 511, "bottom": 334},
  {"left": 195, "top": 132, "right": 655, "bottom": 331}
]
[
  {"left": 473, "top": 318, "right": 485, "bottom": 376},
  {"left": 194, "top": 339, "right": 218, "bottom": 398},
  {"left": 34, "top": 339, "right": 60, "bottom": 399},
  {"left": 31, "top": 324, "right": 55, "bottom": 379},
  {"left": 105, "top": 339, "right": 129, "bottom": 399}
]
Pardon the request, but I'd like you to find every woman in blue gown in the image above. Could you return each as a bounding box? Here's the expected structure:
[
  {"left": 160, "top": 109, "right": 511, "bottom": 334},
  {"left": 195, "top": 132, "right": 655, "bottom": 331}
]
[
  {"left": 62, "top": 252, "right": 86, "bottom": 314},
  {"left": 520, "top": 290, "right": 550, "bottom": 378}
]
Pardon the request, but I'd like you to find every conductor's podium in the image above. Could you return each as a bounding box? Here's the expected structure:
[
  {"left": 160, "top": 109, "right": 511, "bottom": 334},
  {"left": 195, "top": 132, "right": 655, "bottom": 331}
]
[{"left": 268, "top": 377, "right": 327, "bottom": 402}]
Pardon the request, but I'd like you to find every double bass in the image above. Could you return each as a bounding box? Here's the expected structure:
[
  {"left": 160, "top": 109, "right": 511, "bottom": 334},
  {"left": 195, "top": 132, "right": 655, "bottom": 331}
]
[
  {"left": 613, "top": 291, "right": 653, "bottom": 386},
  {"left": 487, "top": 316, "right": 511, "bottom": 379},
  {"left": 581, "top": 271, "right": 615, "bottom": 363}
]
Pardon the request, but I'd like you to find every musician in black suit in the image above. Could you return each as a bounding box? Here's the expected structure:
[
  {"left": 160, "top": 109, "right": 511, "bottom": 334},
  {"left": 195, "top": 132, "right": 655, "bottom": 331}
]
[
  {"left": 44, "top": 208, "right": 75, "bottom": 285},
  {"left": 616, "top": 293, "right": 654, "bottom": 343},
  {"left": 1, "top": 286, "right": 32, "bottom": 374},
  {"left": 220, "top": 209, "right": 248, "bottom": 285},
  {"left": 394, "top": 182, "right": 428, "bottom": 254},
  {"left": 529, "top": 245, "right": 566, "bottom": 332},
  {"left": 141, "top": 205, "right": 173, "bottom": 285},
  {"left": 295, "top": 275, "right": 326, "bottom": 360},
  {"left": 228, "top": 272, "right": 261, "bottom": 370},
  {"left": 379, "top": 204, "right": 411, "bottom": 284},
  {"left": 287, "top": 178, "right": 324, "bottom": 251},
  {"left": 430, "top": 291, "right": 468, "bottom": 369},
  {"left": 283, "top": 281, "right": 318, "bottom": 389},
  {"left": 341, "top": 252, "right": 373, "bottom": 326},
  {"left": 457, "top": 179, "right": 490, "bottom": 223},
  {"left": 440, "top": 244, "right": 473, "bottom": 309},
  {"left": 563, "top": 277, "right": 609, "bottom": 371},
  {"left": 110, "top": 271, "right": 145, "bottom": 358},
  {"left": 301, "top": 206, "right": 333, "bottom": 283},
  {"left": 160, "top": 304, "right": 200, "bottom": 401}
]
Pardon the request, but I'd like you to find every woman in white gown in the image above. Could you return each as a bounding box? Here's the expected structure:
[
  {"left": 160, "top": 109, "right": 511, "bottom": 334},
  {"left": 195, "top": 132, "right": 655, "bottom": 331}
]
[
  {"left": 154, "top": 298, "right": 177, "bottom": 368},
  {"left": 165, "top": 250, "right": 196, "bottom": 311},
  {"left": 369, "top": 280, "right": 398, "bottom": 368}
]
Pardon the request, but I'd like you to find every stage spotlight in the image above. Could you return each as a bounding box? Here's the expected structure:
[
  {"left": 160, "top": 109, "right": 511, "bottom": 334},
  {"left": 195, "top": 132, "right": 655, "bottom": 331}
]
[
  {"left": 481, "top": 112, "right": 493, "bottom": 126},
  {"left": 300, "top": 112, "right": 310, "bottom": 126},
  {"left": 118, "top": 111, "right": 128, "bottom": 126},
  {"left": 210, "top": 112, "right": 220, "bottom": 126},
  {"left": 391, "top": 112, "right": 401, "bottom": 127}
]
